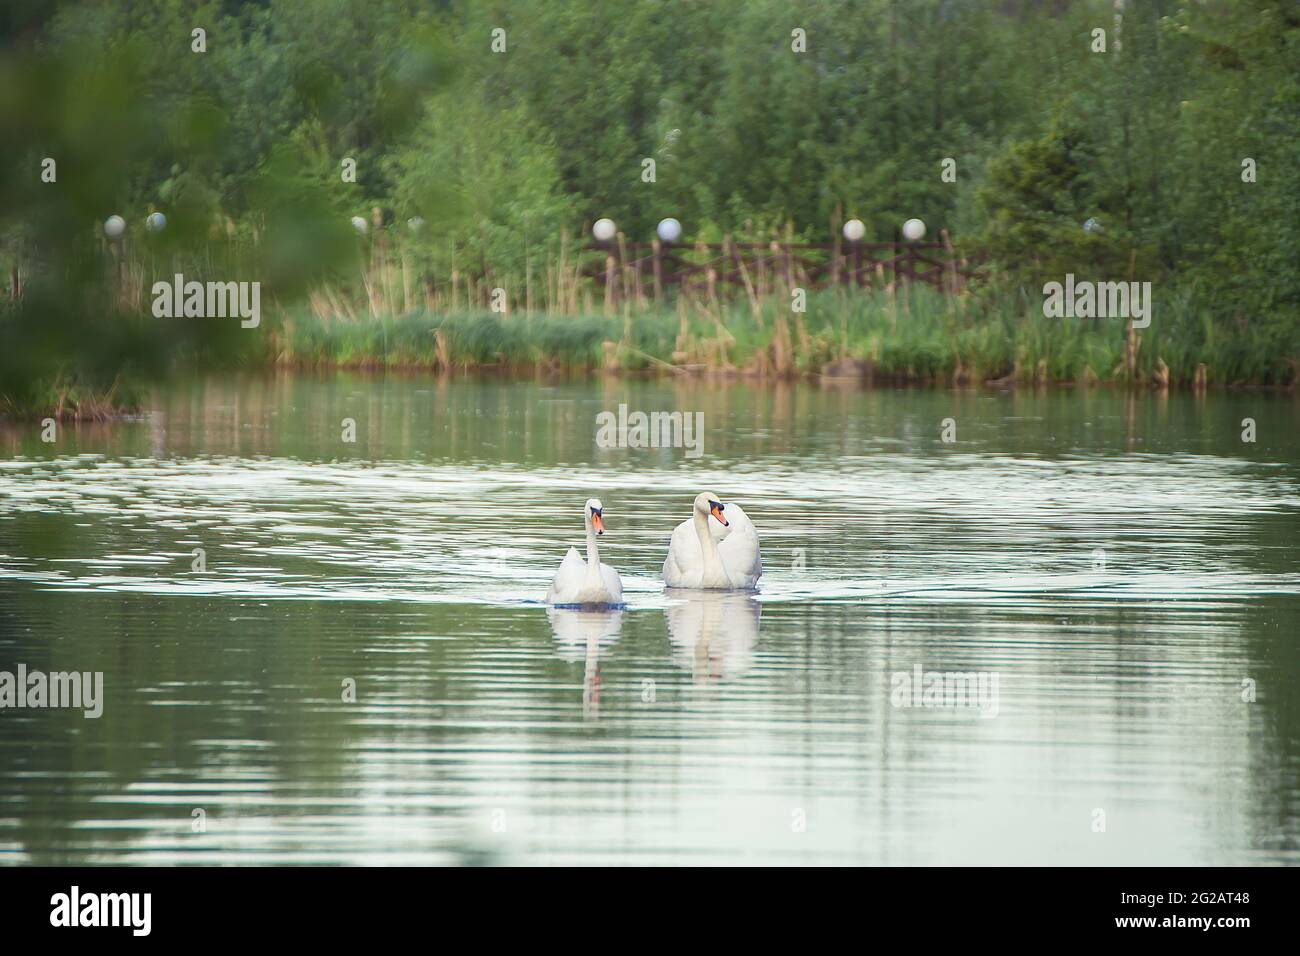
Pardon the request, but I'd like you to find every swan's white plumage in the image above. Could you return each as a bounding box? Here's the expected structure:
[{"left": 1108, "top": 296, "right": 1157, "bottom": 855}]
[
  {"left": 546, "top": 546, "right": 623, "bottom": 605},
  {"left": 662, "top": 495, "right": 762, "bottom": 590},
  {"left": 546, "top": 499, "right": 623, "bottom": 606}
]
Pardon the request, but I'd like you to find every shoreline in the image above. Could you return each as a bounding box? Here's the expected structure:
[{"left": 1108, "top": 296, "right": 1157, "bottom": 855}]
[
  {"left": 6, "top": 285, "right": 1298, "bottom": 420},
  {"left": 269, "top": 358, "right": 1300, "bottom": 392},
  {"left": 6, "top": 364, "right": 1297, "bottom": 426}
]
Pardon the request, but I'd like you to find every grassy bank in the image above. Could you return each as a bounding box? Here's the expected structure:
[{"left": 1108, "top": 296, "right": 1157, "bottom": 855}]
[
  {"left": 270, "top": 286, "right": 1299, "bottom": 389},
  {"left": 5, "top": 285, "right": 1296, "bottom": 422}
]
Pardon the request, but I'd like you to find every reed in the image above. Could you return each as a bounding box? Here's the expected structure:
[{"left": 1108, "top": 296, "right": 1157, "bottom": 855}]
[
  {"left": 0, "top": 370, "right": 144, "bottom": 422},
  {"left": 70, "top": 223, "right": 1298, "bottom": 390},
  {"left": 269, "top": 283, "right": 1299, "bottom": 389},
  {"left": 6, "top": 239, "right": 1295, "bottom": 422}
]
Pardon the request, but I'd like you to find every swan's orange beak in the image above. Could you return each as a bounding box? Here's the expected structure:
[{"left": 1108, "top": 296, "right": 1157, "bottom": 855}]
[
  {"left": 710, "top": 502, "right": 728, "bottom": 526},
  {"left": 591, "top": 512, "right": 605, "bottom": 535}
]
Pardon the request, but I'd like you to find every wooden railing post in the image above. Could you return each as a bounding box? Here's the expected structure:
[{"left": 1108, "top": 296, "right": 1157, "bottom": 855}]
[{"left": 581, "top": 239, "right": 976, "bottom": 301}]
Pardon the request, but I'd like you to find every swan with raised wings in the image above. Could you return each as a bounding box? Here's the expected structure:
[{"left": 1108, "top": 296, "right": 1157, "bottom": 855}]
[
  {"left": 546, "top": 498, "right": 624, "bottom": 606},
  {"left": 662, "top": 491, "right": 762, "bottom": 590}
]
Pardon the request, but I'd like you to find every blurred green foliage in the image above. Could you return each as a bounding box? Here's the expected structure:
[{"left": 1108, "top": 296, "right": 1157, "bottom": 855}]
[{"left": 1, "top": 0, "right": 1297, "bottom": 414}]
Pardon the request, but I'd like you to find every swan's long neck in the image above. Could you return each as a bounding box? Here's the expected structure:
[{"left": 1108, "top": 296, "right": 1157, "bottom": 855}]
[
  {"left": 694, "top": 510, "right": 727, "bottom": 580},
  {"left": 584, "top": 522, "right": 602, "bottom": 585}
]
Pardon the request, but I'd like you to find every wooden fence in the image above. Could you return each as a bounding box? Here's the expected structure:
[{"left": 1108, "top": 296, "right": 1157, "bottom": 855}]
[{"left": 582, "top": 240, "right": 983, "bottom": 304}]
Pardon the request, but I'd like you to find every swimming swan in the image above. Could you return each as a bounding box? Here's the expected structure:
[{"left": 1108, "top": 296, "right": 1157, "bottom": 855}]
[
  {"left": 546, "top": 498, "right": 624, "bottom": 606},
  {"left": 662, "top": 491, "right": 762, "bottom": 590}
]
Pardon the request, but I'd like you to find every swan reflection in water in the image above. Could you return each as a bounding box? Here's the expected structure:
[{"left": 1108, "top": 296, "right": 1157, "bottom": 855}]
[
  {"left": 663, "top": 590, "right": 762, "bottom": 684},
  {"left": 546, "top": 606, "right": 624, "bottom": 720}
]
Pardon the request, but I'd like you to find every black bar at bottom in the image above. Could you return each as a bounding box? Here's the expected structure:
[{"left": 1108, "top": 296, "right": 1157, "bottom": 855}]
[{"left": 0, "top": 866, "right": 1286, "bottom": 942}]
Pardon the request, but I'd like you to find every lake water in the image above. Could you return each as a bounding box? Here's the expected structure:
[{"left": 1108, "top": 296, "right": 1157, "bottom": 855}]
[{"left": 1, "top": 373, "right": 1297, "bottom": 865}]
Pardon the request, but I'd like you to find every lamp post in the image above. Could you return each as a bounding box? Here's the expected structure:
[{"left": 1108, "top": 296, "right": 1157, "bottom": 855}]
[
  {"left": 843, "top": 219, "right": 864, "bottom": 287},
  {"left": 592, "top": 219, "right": 618, "bottom": 312},
  {"left": 653, "top": 220, "right": 681, "bottom": 304},
  {"left": 103, "top": 216, "right": 126, "bottom": 294}
]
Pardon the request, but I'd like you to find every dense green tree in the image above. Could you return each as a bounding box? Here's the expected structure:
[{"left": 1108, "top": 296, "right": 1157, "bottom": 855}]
[{"left": 1, "top": 0, "right": 1296, "bottom": 409}]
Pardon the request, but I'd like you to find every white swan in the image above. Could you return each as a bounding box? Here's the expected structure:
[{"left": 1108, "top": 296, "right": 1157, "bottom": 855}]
[
  {"left": 546, "top": 498, "right": 624, "bottom": 606},
  {"left": 662, "top": 491, "right": 762, "bottom": 590}
]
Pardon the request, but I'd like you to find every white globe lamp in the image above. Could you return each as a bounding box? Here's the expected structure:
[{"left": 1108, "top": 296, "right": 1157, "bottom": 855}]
[{"left": 656, "top": 218, "right": 682, "bottom": 243}]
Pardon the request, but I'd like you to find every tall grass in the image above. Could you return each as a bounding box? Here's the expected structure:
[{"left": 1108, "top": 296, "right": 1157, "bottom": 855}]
[
  {"left": 269, "top": 283, "right": 1298, "bottom": 388},
  {"left": 6, "top": 233, "right": 1296, "bottom": 423}
]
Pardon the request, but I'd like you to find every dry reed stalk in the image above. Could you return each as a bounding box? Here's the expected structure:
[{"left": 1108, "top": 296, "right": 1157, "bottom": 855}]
[
  {"left": 616, "top": 232, "right": 632, "bottom": 310},
  {"left": 361, "top": 267, "right": 380, "bottom": 319},
  {"left": 838, "top": 300, "right": 849, "bottom": 360},
  {"left": 451, "top": 241, "right": 460, "bottom": 311},
  {"left": 308, "top": 288, "right": 332, "bottom": 320},
  {"left": 941, "top": 229, "right": 959, "bottom": 308},
  {"left": 676, "top": 294, "right": 689, "bottom": 352},
  {"left": 329, "top": 283, "right": 355, "bottom": 320},
  {"left": 783, "top": 222, "right": 795, "bottom": 290},
  {"left": 526, "top": 257, "right": 533, "bottom": 316},
  {"left": 731, "top": 238, "right": 761, "bottom": 321},
  {"left": 830, "top": 204, "right": 842, "bottom": 289},
  {"left": 604, "top": 255, "right": 616, "bottom": 315},
  {"left": 621, "top": 284, "right": 632, "bottom": 346},
  {"left": 557, "top": 228, "right": 569, "bottom": 313},
  {"left": 434, "top": 328, "right": 449, "bottom": 370},
  {"left": 401, "top": 251, "right": 412, "bottom": 314},
  {"left": 653, "top": 238, "right": 664, "bottom": 303},
  {"left": 697, "top": 296, "right": 736, "bottom": 351},
  {"left": 772, "top": 306, "right": 792, "bottom": 376}
]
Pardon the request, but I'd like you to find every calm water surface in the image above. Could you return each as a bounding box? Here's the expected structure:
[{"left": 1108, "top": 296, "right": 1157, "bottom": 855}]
[{"left": 1, "top": 374, "right": 1297, "bottom": 865}]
